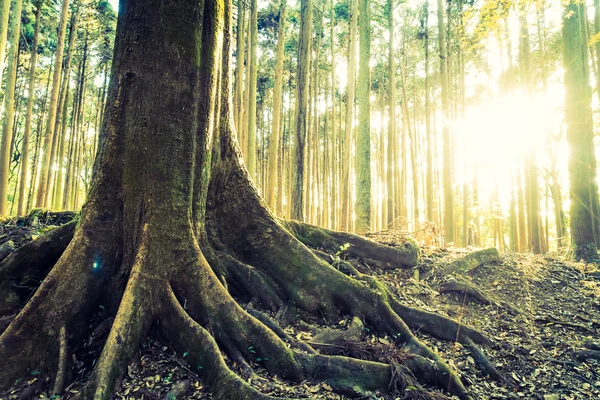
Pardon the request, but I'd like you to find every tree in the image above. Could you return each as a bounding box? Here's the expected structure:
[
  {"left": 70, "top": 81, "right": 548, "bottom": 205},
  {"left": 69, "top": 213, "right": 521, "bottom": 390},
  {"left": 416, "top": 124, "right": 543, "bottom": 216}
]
[
  {"left": 437, "top": 0, "right": 453, "bottom": 243},
  {"left": 35, "top": 0, "right": 70, "bottom": 208},
  {"left": 292, "top": 0, "right": 312, "bottom": 220},
  {"left": 355, "top": 0, "right": 371, "bottom": 232},
  {"left": 0, "top": 0, "right": 11, "bottom": 88},
  {"left": 17, "top": 0, "right": 43, "bottom": 216},
  {"left": 265, "top": 0, "right": 287, "bottom": 211},
  {"left": 0, "top": 1, "right": 494, "bottom": 399},
  {"left": 247, "top": 0, "right": 258, "bottom": 180},
  {"left": 387, "top": 0, "right": 396, "bottom": 227},
  {"left": 0, "top": 0, "right": 23, "bottom": 215},
  {"left": 562, "top": 0, "right": 598, "bottom": 261},
  {"left": 340, "top": 0, "right": 357, "bottom": 231}
]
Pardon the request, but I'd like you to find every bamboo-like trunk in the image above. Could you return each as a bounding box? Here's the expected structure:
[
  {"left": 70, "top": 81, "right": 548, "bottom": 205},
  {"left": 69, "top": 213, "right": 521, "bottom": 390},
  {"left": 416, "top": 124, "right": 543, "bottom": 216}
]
[
  {"left": 35, "top": 0, "right": 70, "bottom": 208},
  {"left": 0, "top": 0, "right": 23, "bottom": 215},
  {"left": 17, "top": 0, "right": 43, "bottom": 216},
  {"left": 340, "top": 0, "right": 358, "bottom": 231}
]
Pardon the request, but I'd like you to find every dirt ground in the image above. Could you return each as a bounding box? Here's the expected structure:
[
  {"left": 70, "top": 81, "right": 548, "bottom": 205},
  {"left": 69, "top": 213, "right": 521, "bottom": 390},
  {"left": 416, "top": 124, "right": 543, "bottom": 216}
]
[{"left": 1, "top": 222, "right": 599, "bottom": 400}]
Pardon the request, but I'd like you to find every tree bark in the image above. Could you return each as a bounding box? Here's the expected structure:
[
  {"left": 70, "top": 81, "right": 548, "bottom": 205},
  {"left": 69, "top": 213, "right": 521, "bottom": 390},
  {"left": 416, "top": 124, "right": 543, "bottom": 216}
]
[
  {"left": 562, "top": 0, "right": 599, "bottom": 261},
  {"left": 265, "top": 0, "right": 287, "bottom": 211},
  {"left": 17, "top": 0, "right": 43, "bottom": 216},
  {"left": 0, "top": 0, "right": 23, "bottom": 215},
  {"left": 35, "top": 0, "right": 70, "bottom": 208},
  {"left": 292, "top": 0, "right": 312, "bottom": 221}
]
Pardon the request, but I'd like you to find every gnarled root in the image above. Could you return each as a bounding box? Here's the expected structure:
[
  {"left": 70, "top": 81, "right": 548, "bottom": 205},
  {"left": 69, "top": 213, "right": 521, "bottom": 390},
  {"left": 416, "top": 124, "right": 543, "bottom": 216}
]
[
  {"left": 0, "top": 220, "right": 76, "bottom": 314},
  {"left": 283, "top": 219, "right": 419, "bottom": 269}
]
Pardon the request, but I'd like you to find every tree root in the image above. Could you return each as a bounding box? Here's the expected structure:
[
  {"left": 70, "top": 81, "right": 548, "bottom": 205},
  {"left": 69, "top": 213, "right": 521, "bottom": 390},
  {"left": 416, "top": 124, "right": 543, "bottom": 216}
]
[
  {"left": 52, "top": 325, "right": 69, "bottom": 396},
  {"left": 439, "top": 279, "right": 521, "bottom": 315},
  {"left": 0, "top": 220, "right": 76, "bottom": 314},
  {"left": 575, "top": 350, "right": 600, "bottom": 362},
  {"left": 442, "top": 248, "right": 502, "bottom": 275},
  {"left": 463, "top": 338, "right": 507, "bottom": 384},
  {"left": 283, "top": 220, "right": 419, "bottom": 269},
  {"left": 160, "top": 287, "right": 276, "bottom": 400},
  {"left": 216, "top": 251, "right": 283, "bottom": 311}
]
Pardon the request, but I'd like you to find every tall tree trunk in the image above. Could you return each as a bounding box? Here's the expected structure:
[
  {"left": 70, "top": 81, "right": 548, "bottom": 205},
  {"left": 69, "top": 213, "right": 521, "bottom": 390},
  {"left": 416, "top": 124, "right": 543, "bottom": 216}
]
[
  {"left": 53, "top": 7, "right": 81, "bottom": 210},
  {"left": 329, "top": 0, "right": 337, "bottom": 229},
  {"left": 291, "top": 0, "right": 312, "bottom": 221},
  {"left": 355, "top": 0, "right": 371, "bottom": 233},
  {"left": 387, "top": 0, "right": 396, "bottom": 227},
  {"left": 340, "top": 0, "right": 358, "bottom": 231},
  {"left": 0, "top": 0, "right": 11, "bottom": 89},
  {"left": 35, "top": 0, "right": 70, "bottom": 208},
  {"left": 562, "top": 0, "right": 598, "bottom": 260},
  {"left": 17, "top": 0, "right": 42, "bottom": 216},
  {"left": 246, "top": 0, "right": 258, "bottom": 180},
  {"left": 0, "top": 0, "right": 23, "bottom": 215},
  {"left": 265, "top": 0, "right": 287, "bottom": 211},
  {"left": 437, "top": 0, "right": 453, "bottom": 243},
  {"left": 234, "top": 0, "right": 244, "bottom": 135}
]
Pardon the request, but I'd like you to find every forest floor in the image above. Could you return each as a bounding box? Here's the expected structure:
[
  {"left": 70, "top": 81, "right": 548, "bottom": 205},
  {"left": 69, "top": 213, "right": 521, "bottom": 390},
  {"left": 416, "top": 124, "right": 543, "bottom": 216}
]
[{"left": 1, "top": 219, "right": 600, "bottom": 400}]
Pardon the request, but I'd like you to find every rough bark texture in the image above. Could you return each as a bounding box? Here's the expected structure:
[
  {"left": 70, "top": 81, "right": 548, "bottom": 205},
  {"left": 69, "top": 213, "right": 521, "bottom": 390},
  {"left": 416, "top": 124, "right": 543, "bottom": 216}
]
[
  {"left": 562, "top": 0, "right": 599, "bottom": 261},
  {"left": 0, "top": 1, "right": 495, "bottom": 399}
]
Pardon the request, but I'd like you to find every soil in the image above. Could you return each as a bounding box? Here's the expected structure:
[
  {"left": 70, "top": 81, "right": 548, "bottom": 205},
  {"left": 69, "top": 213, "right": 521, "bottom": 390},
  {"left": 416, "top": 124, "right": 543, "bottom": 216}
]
[{"left": 1, "top": 222, "right": 599, "bottom": 400}]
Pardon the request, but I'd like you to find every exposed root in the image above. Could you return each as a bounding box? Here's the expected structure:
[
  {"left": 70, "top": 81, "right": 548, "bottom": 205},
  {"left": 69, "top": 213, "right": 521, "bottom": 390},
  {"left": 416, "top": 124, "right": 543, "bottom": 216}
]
[
  {"left": 52, "top": 325, "right": 69, "bottom": 396},
  {"left": 171, "top": 248, "right": 306, "bottom": 382},
  {"left": 390, "top": 297, "right": 491, "bottom": 346},
  {"left": 575, "top": 349, "right": 600, "bottom": 362},
  {"left": 79, "top": 248, "right": 155, "bottom": 400},
  {"left": 216, "top": 251, "right": 283, "bottom": 311},
  {"left": 463, "top": 338, "right": 507, "bottom": 384},
  {"left": 312, "top": 249, "right": 360, "bottom": 276},
  {"left": 283, "top": 220, "right": 419, "bottom": 269},
  {"left": 160, "top": 286, "right": 275, "bottom": 400},
  {"left": 0, "top": 220, "right": 76, "bottom": 314},
  {"left": 439, "top": 279, "right": 521, "bottom": 315},
  {"left": 245, "top": 307, "right": 317, "bottom": 354},
  {"left": 442, "top": 248, "right": 502, "bottom": 275}
]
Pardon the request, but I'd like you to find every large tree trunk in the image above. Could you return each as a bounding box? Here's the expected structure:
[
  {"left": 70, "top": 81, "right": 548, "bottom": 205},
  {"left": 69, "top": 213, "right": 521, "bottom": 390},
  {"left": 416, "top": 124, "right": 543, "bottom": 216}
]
[
  {"left": 0, "top": 1, "right": 494, "bottom": 400},
  {"left": 562, "top": 0, "right": 599, "bottom": 261}
]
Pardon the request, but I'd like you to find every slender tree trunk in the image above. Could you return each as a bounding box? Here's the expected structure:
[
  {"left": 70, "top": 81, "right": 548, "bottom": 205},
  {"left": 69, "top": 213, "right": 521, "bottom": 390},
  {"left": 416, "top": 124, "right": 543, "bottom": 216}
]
[
  {"left": 340, "top": 0, "right": 358, "bottom": 231},
  {"left": 291, "top": 0, "right": 312, "bottom": 221},
  {"left": 387, "top": 0, "right": 396, "bottom": 227},
  {"left": 17, "top": 0, "right": 43, "bottom": 216},
  {"left": 329, "top": 0, "right": 337, "bottom": 229},
  {"left": 0, "top": 0, "right": 23, "bottom": 215},
  {"left": 437, "top": 0, "right": 453, "bottom": 243},
  {"left": 246, "top": 0, "right": 258, "bottom": 180},
  {"left": 0, "top": 0, "right": 11, "bottom": 89},
  {"left": 355, "top": 0, "right": 371, "bottom": 233},
  {"left": 265, "top": 0, "right": 287, "bottom": 210},
  {"left": 53, "top": 7, "right": 81, "bottom": 210},
  {"left": 36, "top": 0, "right": 70, "bottom": 208},
  {"left": 234, "top": 0, "right": 244, "bottom": 134}
]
